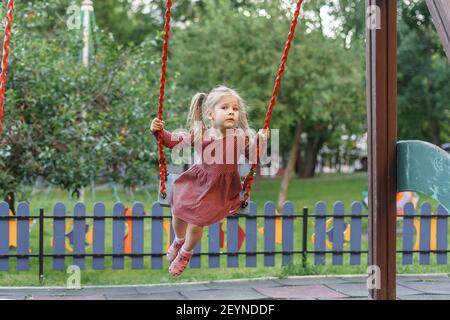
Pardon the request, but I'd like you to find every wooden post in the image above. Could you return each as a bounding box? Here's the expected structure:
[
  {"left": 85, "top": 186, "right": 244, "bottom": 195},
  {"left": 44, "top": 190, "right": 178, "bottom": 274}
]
[{"left": 366, "top": 0, "right": 397, "bottom": 300}]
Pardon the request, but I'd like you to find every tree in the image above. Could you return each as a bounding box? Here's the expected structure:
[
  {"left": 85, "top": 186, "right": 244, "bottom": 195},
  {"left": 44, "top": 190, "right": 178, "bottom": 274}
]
[
  {"left": 327, "top": 0, "right": 450, "bottom": 146},
  {"left": 0, "top": 1, "right": 181, "bottom": 208},
  {"left": 397, "top": 0, "right": 450, "bottom": 146}
]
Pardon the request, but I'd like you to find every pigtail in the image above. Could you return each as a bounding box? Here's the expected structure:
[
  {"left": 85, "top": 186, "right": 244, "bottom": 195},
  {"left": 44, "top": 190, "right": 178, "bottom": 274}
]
[
  {"left": 187, "top": 92, "right": 207, "bottom": 128},
  {"left": 187, "top": 92, "right": 208, "bottom": 144},
  {"left": 237, "top": 104, "right": 250, "bottom": 131}
]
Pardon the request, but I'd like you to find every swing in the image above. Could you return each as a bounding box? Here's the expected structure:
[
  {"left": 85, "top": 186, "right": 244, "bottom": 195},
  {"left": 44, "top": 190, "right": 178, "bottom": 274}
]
[
  {"left": 0, "top": 0, "right": 14, "bottom": 133},
  {"left": 157, "top": 163, "right": 185, "bottom": 208},
  {"left": 155, "top": 0, "right": 304, "bottom": 213}
]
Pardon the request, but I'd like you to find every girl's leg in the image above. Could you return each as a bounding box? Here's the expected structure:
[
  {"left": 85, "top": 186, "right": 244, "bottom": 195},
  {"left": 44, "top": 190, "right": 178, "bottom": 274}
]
[
  {"left": 169, "top": 223, "right": 203, "bottom": 276},
  {"left": 167, "top": 217, "right": 188, "bottom": 263},
  {"left": 182, "top": 223, "right": 203, "bottom": 251},
  {"left": 172, "top": 216, "right": 188, "bottom": 239}
]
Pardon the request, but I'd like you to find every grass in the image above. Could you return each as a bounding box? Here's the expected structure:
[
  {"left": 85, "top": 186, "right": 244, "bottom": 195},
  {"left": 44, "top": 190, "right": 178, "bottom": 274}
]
[{"left": 1, "top": 172, "right": 448, "bottom": 287}]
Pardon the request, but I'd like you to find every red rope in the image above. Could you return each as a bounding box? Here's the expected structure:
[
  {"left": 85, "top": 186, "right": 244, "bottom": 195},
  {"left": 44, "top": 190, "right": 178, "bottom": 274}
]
[
  {"left": 241, "top": 0, "right": 304, "bottom": 208},
  {"left": 0, "top": 0, "right": 14, "bottom": 133},
  {"left": 156, "top": 0, "right": 173, "bottom": 199}
]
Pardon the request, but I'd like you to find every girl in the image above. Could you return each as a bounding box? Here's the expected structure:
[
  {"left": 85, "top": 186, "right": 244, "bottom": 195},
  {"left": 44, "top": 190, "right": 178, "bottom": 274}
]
[{"left": 150, "top": 85, "right": 269, "bottom": 276}]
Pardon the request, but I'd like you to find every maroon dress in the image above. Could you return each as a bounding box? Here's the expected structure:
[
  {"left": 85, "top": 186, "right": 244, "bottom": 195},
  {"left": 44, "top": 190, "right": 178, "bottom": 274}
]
[{"left": 151, "top": 127, "right": 267, "bottom": 227}]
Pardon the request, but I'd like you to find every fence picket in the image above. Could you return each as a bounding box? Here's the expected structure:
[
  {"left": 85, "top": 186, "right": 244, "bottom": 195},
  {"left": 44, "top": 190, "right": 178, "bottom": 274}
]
[
  {"left": 332, "top": 202, "right": 345, "bottom": 265},
  {"left": 350, "top": 202, "right": 362, "bottom": 265},
  {"left": 264, "top": 201, "right": 275, "bottom": 267},
  {"left": 282, "top": 201, "right": 294, "bottom": 266},
  {"left": 53, "top": 202, "right": 66, "bottom": 270},
  {"left": 112, "top": 202, "right": 125, "bottom": 269},
  {"left": 0, "top": 202, "right": 9, "bottom": 271},
  {"left": 17, "top": 202, "right": 30, "bottom": 271},
  {"left": 208, "top": 222, "right": 220, "bottom": 268},
  {"left": 169, "top": 218, "right": 174, "bottom": 250},
  {"left": 246, "top": 202, "right": 257, "bottom": 268},
  {"left": 227, "top": 215, "right": 239, "bottom": 268},
  {"left": 191, "top": 240, "right": 201, "bottom": 269},
  {"left": 436, "top": 205, "right": 448, "bottom": 264},
  {"left": 151, "top": 202, "right": 163, "bottom": 269},
  {"left": 315, "top": 202, "right": 326, "bottom": 265},
  {"left": 131, "top": 202, "right": 144, "bottom": 269},
  {"left": 419, "top": 202, "right": 431, "bottom": 265},
  {"left": 93, "top": 202, "right": 105, "bottom": 270},
  {"left": 73, "top": 202, "right": 86, "bottom": 269},
  {"left": 402, "top": 202, "right": 415, "bottom": 265}
]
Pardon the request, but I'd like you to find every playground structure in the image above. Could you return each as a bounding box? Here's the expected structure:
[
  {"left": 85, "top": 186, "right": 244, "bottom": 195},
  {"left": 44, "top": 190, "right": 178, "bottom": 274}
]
[{"left": 0, "top": 0, "right": 448, "bottom": 300}]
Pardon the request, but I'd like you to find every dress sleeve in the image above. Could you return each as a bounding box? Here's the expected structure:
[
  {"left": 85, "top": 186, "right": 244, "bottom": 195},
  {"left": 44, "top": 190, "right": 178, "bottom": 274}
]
[{"left": 151, "top": 128, "right": 194, "bottom": 150}]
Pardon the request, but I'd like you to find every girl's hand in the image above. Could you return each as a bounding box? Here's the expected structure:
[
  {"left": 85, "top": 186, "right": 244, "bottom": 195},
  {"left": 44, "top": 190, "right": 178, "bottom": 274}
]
[
  {"left": 150, "top": 117, "right": 164, "bottom": 133},
  {"left": 257, "top": 128, "right": 270, "bottom": 139}
]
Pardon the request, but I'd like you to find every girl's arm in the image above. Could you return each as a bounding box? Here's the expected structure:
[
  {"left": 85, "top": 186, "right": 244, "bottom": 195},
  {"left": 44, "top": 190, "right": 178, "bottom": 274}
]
[{"left": 151, "top": 128, "right": 194, "bottom": 150}]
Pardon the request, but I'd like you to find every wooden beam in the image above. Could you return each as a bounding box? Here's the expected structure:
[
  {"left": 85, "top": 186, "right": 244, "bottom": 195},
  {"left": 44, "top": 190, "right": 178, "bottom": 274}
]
[
  {"left": 366, "top": 0, "right": 397, "bottom": 300},
  {"left": 426, "top": 0, "right": 450, "bottom": 63}
]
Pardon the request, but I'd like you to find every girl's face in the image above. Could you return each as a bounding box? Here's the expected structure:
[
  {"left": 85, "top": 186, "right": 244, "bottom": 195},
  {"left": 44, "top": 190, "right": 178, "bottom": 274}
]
[{"left": 207, "top": 96, "right": 240, "bottom": 131}]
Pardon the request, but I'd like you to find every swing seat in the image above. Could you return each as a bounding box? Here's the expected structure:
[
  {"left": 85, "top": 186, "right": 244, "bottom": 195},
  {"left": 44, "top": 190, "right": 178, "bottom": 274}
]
[
  {"left": 158, "top": 162, "right": 251, "bottom": 214},
  {"left": 158, "top": 164, "right": 184, "bottom": 207},
  {"left": 237, "top": 160, "right": 251, "bottom": 215}
]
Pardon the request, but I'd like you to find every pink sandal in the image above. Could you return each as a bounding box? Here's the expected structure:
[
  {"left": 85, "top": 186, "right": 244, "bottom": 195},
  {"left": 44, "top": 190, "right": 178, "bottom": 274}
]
[
  {"left": 169, "top": 248, "right": 193, "bottom": 276},
  {"left": 166, "top": 238, "right": 185, "bottom": 263}
]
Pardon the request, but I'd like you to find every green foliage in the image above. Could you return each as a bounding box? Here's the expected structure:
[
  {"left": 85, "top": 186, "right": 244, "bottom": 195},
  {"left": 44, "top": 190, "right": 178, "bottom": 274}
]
[
  {"left": 170, "top": 0, "right": 365, "bottom": 155},
  {"left": 397, "top": 1, "right": 450, "bottom": 145},
  {"left": 0, "top": 1, "right": 182, "bottom": 198},
  {"left": 93, "top": 0, "right": 217, "bottom": 46},
  {"left": 3, "top": 0, "right": 448, "bottom": 200},
  {"left": 327, "top": 0, "right": 450, "bottom": 146}
]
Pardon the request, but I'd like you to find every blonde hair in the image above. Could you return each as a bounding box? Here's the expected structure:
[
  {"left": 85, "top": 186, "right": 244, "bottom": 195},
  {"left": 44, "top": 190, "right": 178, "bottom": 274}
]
[{"left": 186, "top": 85, "right": 251, "bottom": 142}]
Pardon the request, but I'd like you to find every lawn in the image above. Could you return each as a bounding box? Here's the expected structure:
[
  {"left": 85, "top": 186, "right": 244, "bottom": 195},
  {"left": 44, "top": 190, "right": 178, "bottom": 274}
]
[{"left": 1, "top": 172, "right": 448, "bottom": 287}]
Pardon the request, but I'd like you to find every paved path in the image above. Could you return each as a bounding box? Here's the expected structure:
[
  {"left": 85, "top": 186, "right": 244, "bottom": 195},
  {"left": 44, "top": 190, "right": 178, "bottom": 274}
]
[{"left": 1, "top": 274, "right": 450, "bottom": 300}]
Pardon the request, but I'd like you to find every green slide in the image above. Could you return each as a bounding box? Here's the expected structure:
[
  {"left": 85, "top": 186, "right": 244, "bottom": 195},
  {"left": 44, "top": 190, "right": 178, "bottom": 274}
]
[{"left": 397, "top": 140, "right": 450, "bottom": 211}]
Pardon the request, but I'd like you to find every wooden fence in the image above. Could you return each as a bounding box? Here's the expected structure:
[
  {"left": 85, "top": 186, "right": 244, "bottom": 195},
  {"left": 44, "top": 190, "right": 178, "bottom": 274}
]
[{"left": 0, "top": 201, "right": 448, "bottom": 279}]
